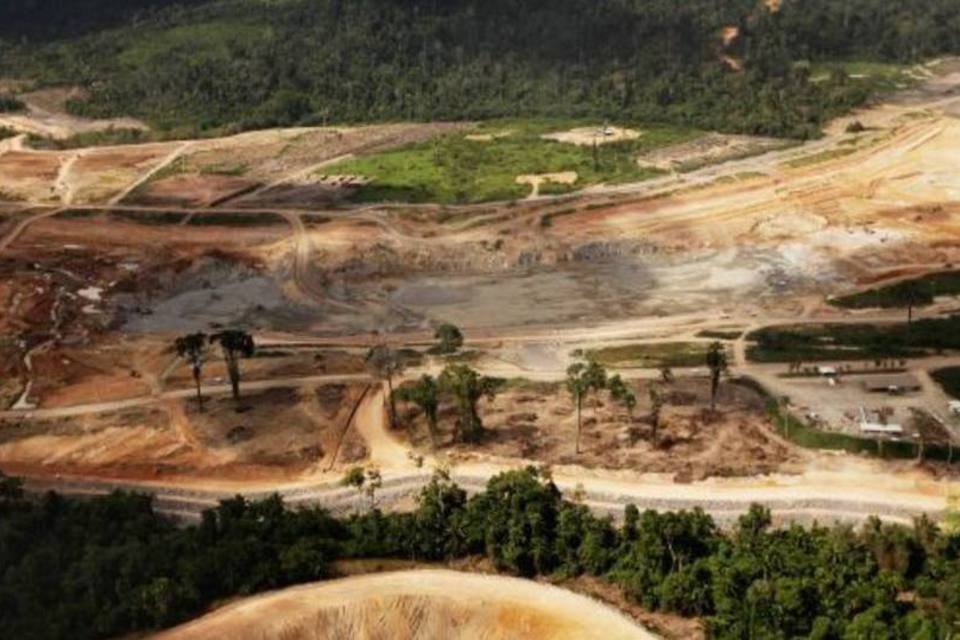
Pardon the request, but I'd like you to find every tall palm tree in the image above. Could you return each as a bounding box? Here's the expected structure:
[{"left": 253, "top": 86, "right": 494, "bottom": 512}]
[
  {"left": 706, "top": 341, "right": 727, "bottom": 412},
  {"left": 395, "top": 374, "right": 440, "bottom": 448},
  {"left": 566, "top": 361, "right": 607, "bottom": 454},
  {"left": 438, "top": 364, "right": 500, "bottom": 443},
  {"left": 366, "top": 344, "right": 405, "bottom": 429},
  {"left": 210, "top": 330, "right": 255, "bottom": 402},
  {"left": 649, "top": 386, "right": 664, "bottom": 447},
  {"left": 175, "top": 332, "right": 208, "bottom": 411}
]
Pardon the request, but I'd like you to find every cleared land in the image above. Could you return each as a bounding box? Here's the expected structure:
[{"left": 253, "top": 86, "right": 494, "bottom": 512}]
[
  {"left": 152, "top": 569, "right": 654, "bottom": 640},
  {"left": 2, "top": 62, "right": 960, "bottom": 534}
]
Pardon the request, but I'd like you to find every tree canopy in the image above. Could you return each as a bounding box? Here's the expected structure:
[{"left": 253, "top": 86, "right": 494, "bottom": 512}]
[{"left": 3, "top": 0, "right": 959, "bottom": 137}]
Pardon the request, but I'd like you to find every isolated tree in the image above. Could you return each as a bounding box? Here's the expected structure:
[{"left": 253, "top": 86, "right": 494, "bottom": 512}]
[
  {"left": 433, "top": 323, "right": 464, "bottom": 354},
  {"left": 659, "top": 366, "right": 675, "bottom": 384},
  {"left": 649, "top": 386, "right": 664, "bottom": 447},
  {"left": 889, "top": 280, "right": 933, "bottom": 332},
  {"left": 778, "top": 395, "right": 791, "bottom": 438},
  {"left": 608, "top": 374, "right": 637, "bottom": 417},
  {"left": 210, "top": 330, "right": 255, "bottom": 403},
  {"left": 341, "top": 466, "right": 382, "bottom": 511},
  {"left": 706, "top": 341, "right": 727, "bottom": 412},
  {"left": 566, "top": 361, "right": 607, "bottom": 454},
  {"left": 395, "top": 374, "right": 440, "bottom": 449},
  {"left": 175, "top": 332, "right": 207, "bottom": 411},
  {"left": 366, "top": 345, "right": 405, "bottom": 429},
  {"left": 438, "top": 364, "right": 501, "bottom": 443}
]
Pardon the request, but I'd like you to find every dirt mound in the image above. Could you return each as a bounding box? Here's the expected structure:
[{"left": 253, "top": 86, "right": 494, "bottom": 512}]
[{"left": 152, "top": 570, "right": 653, "bottom": 640}]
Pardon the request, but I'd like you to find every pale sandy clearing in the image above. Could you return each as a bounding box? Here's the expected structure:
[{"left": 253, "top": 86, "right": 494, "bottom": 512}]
[
  {"left": 542, "top": 126, "right": 642, "bottom": 146},
  {"left": 152, "top": 570, "right": 655, "bottom": 640},
  {"left": 516, "top": 171, "right": 578, "bottom": 198}
]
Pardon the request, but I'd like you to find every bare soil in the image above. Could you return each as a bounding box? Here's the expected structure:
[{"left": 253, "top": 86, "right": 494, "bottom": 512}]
[
  {"left": 397, "top": 378, "right": 799, "bottom": 481},
  {"left": 0, "top": 382, "right": 369, "bottom": 481},
  {"left": 151, "top": 570, "right": 654, "bottom": 640}
]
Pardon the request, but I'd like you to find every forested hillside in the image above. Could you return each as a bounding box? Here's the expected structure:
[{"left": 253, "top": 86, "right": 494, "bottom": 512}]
[
  {"left": 2, "top": 468, "right": 960, "bottom": 639},
  {"left": 2, "top": 0, "right": 959, "bottom": 137}
]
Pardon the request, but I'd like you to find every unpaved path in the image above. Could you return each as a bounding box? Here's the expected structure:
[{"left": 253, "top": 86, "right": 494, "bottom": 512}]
[
  {"left": 0, "top": 373, "right": 370, "bottom": 420},
  {"left": 109, "top": 141, "right": 193, "bottom": 205},
  {"left": 352, "top": 386, "right": 416, "bottom": 469},
  {"left": 152, "top": 569, "right": 656, "bottom": 640}
]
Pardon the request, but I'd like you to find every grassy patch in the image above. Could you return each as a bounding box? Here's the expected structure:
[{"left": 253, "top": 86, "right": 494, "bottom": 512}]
[
  {"left": 746, "top": 318, "right": 960, "bottom": 363},
  {"left": 26, "top": 128, "right": 152, "bottom": 150},
  {"left": 585, "top": 342, "right": 710, "bottom": 369},
  {"left": 697, "top": 329, "right": 743, "bottom": 340},
  {"left": 831, "top": 271, "right": 960, "bottom": 309},
  {"left": 809, "top": 60, "right": 918, "bottom": 93},
  {"left": 187, "top": 212, "right": 286, "bottom": 227},
  {"left": 783, "top": 147, "right": 857, "bottom": 169},
  {"left": 325, "top": 119, "right": 698, "bottom": 204}
]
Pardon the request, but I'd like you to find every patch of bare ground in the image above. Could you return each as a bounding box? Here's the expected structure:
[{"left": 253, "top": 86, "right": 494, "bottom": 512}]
[
  {"left": 177, "top": 386, "right": 361, "bottom": 469},
  {"left": 151, "top": 570, "right": 654, "bottom": 640},
  {"left": 125, "top": 174, "right": 258, "bottom": 207},
  {"left": 69, "top": 144, "right": 181, "bottom": 203},
  {"left": 0, "top": 383, "right": 369, "bottom": 481},
  {"left": 0, "top": 151, "right": 63, "bottom": 201},
  {"left": 164, "top": 349, "right": 365, "bottom": 390},
  {"left": 635, "top": 132, "right": 786, "bottom": 172},
  {"left": 397, "top": 378, "right": 800, "bottom": 481},
  {"left": 0, "top": 86, "right": 147, "bottom": 139}
]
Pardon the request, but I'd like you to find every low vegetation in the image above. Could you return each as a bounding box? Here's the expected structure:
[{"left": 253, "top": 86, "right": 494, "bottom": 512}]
[
  {"left": 2, "top": 467, "right": 960, "bottom": 640},
  {"left": 25, "top": 128, "right": 151, "bottom": 150},
  {"left": 831, "top": 270, "right": 960, "bottom": 309},
  {"left": 585, "top": 341, "right": 711, "bottom": 369},
  {"left": 326, "top": 120, "right": 690, "bottom": 204},
  {"left": 0, "top": 94, "right": 25, "bottom": 112},
  {"left": 931, "top": 367, "right": 960, "bottom": 400},
  {"left": 746, "top": 317, "right": 960, "bottom": 362}
]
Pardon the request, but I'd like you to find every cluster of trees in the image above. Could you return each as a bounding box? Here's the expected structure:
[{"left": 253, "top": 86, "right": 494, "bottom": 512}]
[
  {"left": 3, "top": 0, "right": 959, "bottom": 137},
  {"left": 0, "top": 94, "right": 25, "bottom": 112},
  {"left": 174, "top": 329, "right": 255, "bottom": 409},
  {"left": 2, "top": 467, "right": 960, "bottom": 639}
]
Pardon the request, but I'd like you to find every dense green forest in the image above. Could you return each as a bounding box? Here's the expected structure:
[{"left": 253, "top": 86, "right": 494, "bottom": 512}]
[
  {"left": 2, "top": 0, "right": 959, "bottom": 138},
  {"left": 1, "top": 467, "right": 959, "bottom": 639}
]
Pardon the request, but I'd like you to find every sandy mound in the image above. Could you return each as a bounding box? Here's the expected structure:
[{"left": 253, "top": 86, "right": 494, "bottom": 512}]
[
  {"left": 153, "top": 570, "right": 654, "bottom": 640},
  {"left": 542, "top": 126, "right": 641, "bottom": 146}
]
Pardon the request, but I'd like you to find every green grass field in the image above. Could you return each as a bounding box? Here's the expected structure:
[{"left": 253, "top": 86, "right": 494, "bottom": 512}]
[
  {"left": 325, "top": 119, "right": 699, "bottom": 204},
  {"left": 584, "top": 342, "right": 711, "bottom": 369},
  {"left": 809, "top": 60, "right": 918, "bottom": 93}
]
